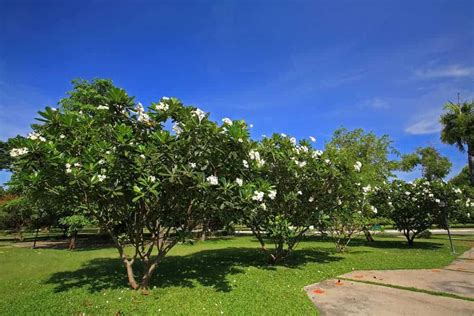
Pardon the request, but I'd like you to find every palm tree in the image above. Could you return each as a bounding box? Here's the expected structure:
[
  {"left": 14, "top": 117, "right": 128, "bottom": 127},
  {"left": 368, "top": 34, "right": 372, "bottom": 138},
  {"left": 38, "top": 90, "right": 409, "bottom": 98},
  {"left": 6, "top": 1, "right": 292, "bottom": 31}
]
[{"left": 440, "top": 101, "right": 474, "bottom": 185}]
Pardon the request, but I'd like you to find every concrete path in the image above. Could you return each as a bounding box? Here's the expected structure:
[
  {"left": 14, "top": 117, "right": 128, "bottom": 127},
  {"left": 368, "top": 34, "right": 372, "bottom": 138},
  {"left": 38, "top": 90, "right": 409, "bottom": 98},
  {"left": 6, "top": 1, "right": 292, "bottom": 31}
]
[{"left": 304, "top": 248, "right": 474, "bottom": 315}]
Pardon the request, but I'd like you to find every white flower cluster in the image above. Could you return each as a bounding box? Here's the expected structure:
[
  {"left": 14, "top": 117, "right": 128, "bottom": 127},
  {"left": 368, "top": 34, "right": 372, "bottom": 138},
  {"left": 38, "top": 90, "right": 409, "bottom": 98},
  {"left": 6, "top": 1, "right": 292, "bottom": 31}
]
[
  {"left": 97, "top": 174, "right": 107, "bottom": 182},
  {"left": 249, "top": 150, "right": 265, "bottom": 167},
  {"left": 206, "top": 175, "right": 218, "bottom": 185},
  {"left": 192, "top": 108, "right": 206, "bottom": 122},
  {"left": 268, "top": 190, "right": 277, "bottom": 200},
  {"left": 222, "top": 118, "right": 232, "bottom": 125},
  {"left": 311, "top": 150, "right": 323, "bottom": 159},
  {"left": 362, "top": 184, "right": 372, "bottom": 194},
  {"left": 156, "top": 101, "right": 169, "bottom": 111},
  {"left": 242, "top": 160, "right": 249, "bottom": 168},
  {"left": 97, "top": 105, "right": 109, "bottom": 110},
  {"left": 149, "top": 175, "right": 156, "bottom": 182},
  {"left": 27, "top": 132, "right": 46, "bottom": 142},
  {"left": 135, "top": 102, "right": 151, "bottom": 123},
  {"left": 10, "top": 147, "right": 29, "bottom": 157},
  {"left": 252, "top": 191, "right": 264, "bottom": 202},
  {"left": 173, "top": 123, "right": 183, "bottom": 135},
  {"left": 294, "top": 160, "right": 307, "bottom": 168},
  {"left": 65, "top": 162, "right": 81, "bottom": 174},
  {"left": 354, "top": 161, "right": 362, "bottom": 172},
  {"left": 235, "top": 178, "right": 243, "bottom": 186}
]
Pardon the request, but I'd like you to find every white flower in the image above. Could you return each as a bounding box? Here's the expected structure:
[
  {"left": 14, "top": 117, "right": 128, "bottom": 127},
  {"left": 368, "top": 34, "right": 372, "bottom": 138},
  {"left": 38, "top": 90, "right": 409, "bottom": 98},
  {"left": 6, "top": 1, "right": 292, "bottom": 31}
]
[
  {"left": 235, "top": 178, "right": 243, "bottom": 186},
  {"left": 65, "top": 163, "right": 71, "bottom": 169},
  {"left": 280, "top": 133, "right": 287, "bottom": 138},
  {"left": 388, "top": 201, "right": 393, "bottom": 207},
  {"left": 354, "top": 161, "right": 362, "bottom": 172},
  {"left": 149, "top": 175, "right": 156, "bottom": 182},
  {"left": 324, "top": 159, "right": 331, "bottom": 164},
  {"left": 238, "top": 138, "right": 243, "bottom": 143},
  {"left": 252, "top": 191, "right": 264, "bottom": 202},
  {"left": 362, "top": 185, "right": 372, "bottom": 194},
  {"left": 309, "top": 136, "right": 316, "bottom": 142},
  {"left": 308, "top": 197, "right": 314, "bottom": 202},
  {"left": 60, "top": 134, "right": 66, "bottom": 139},
  {"left": 428, "top": 193, "right": 434, "bottom": 198},
  {"left": 189, "top": 162, "right": 196, "bottom": 169},
  {"left": 39, "top": 136, "right": 46, "bottom": 142},
  {"left": 192, "top": 108, "right": 206, "bottom": 122},
  {"left": 295, "top": 160, "right": 307, "bottom": 168},
  {"left": 297, "top": 190, "right": 303, "bottom": 195},
  {"left": 98, "top": 174, "right": 107, "bottom": 182},
  {"left": 106, "top": 151, "right": 111, "bottom": 155},
  {"left": 242, "top": 160, "right": 249, "bottom": 168},
  {"left": 156, "top": 102, "right": 169, "bottom": 111},
  {"left": 357, "top": 210, "right": 362, "bottom": 214},
  {"left": 290, "top": 137, "right": 297, "bottom": 145},
  {"left": 27, "top": 132, "right": 40, "bottom": 140},
  {"left": 268, "top": 190, "right": 277, "bottom": 200},
  {"left": 435, "top": 199, "right": 441, "bottom": 204},
  {"left": 222, "top": 118, "right": 233, "bottom": 125},
  {"left": 51, "top": 107, "right": 57, "bottom": 111},
  {"left": 206, "top": 175, "right": 219, "bottom": 185},
  {"left": 454, "top": 188, "right": 462, "bottom": 194},
  {"left": 260, "top": 203, "right": 267, "bottom": 210},
  {"left": 249, "top": 150, "right": 260, "bottom": 161},
  {"left": 98, "top": 159, "right": 105, "bottom": 165},
  {"left": 74, "top": 162, "right": 81, "bottom": 167},
  {"left": 337, "top": 199, "right": 342, "bottom": 205},
  {"left": 371, "top": 206, "right": 378, "bottom": 214},
  {"left": 97, "top": 105, "right": 109, "bottom": 110},
  {"left": 405, "top": 191, "right": 411, "bottom": 196},
  {"left": 312, "top": 150, "right": 323, "bottom": 158},
  {"left": 65, "top": 168, "right": 72, "bottom": 174},
  {"left": 173, "top": 123, "right": 183, "bottom": 135},
  {"left": 139, "top": 154, "right": 146, "bottom": 159}
]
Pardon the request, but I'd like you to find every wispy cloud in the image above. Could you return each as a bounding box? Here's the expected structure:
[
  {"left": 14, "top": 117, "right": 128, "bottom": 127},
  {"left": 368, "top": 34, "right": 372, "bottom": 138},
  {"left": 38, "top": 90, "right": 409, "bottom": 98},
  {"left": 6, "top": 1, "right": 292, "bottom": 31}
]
[
  {"left": 405, "top": 111, "right": 441, "bottom": 135},
  {"left": 361, "top": 98, "right": 389, "bottom": 109},
  {"left": 415, "top": 65, "right": 474, "bottom": 79}
]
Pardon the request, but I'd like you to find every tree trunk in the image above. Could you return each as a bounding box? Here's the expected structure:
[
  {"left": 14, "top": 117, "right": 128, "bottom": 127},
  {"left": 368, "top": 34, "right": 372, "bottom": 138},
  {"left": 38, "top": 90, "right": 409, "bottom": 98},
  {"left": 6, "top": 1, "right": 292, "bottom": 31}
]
[
  {"left": 200, "top": 222, "right": 208, "bottom": 242},
  {"left": 68, "top": 231, "right": 77, "bottom": 250},
  {"left": 468, "top": 146, "right": 474, "bottom": 186},
  {"left": 32, "top": 228, "right": 39, "bottom": 249},
  {"left": 124, "top": 260, "right": 139, "bottom": 289},
  {"left": 363, "top": 226, "right": 374, "bottom": 242}
]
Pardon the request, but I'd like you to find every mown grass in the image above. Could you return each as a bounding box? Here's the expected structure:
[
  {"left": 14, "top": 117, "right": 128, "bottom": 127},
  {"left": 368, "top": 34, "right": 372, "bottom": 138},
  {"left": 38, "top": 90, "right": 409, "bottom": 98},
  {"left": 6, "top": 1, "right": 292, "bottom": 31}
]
[{"left": 0, "top": 234, "right": 472, "bottom": 315}]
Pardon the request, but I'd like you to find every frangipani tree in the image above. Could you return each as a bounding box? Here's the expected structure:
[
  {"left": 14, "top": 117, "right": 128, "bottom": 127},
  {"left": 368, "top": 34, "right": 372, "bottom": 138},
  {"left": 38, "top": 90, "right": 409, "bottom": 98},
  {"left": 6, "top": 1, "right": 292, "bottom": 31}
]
[
  {"left": 320, "top": 128, "right": 395, "bottom": 250},
  {"left": 8, "top": 79, "right": 248, "bottom": 289},
  {"left": 233, "top": 133, "right": 327, "bottom": 263}
]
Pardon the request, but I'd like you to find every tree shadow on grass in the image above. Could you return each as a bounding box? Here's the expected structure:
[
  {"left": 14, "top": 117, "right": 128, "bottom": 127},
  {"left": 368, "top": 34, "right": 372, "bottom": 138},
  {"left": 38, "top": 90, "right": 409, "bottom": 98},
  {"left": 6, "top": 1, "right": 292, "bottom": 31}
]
[
  {"left": 44, "top": 246, "right": 341, "bottom": 294},
  {"left": 349, "top": 238, "right": 444, "bottom": 250}
]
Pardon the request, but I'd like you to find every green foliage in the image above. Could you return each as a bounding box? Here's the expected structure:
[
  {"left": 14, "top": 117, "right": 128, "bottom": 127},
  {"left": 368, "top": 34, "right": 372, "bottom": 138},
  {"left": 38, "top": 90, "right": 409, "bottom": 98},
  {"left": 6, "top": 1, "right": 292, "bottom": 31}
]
[
  {"left": 7, "top": 79, "right": 249, "bottom": 289},
  {"left": 400, "top": 146, "right": 452, "bottom": 181},
  {"left": 58, "top": 215, "right": 91, "bottom": 237},
  {"left": 440, "top": 101, "right": 474, "bottom": 184}
]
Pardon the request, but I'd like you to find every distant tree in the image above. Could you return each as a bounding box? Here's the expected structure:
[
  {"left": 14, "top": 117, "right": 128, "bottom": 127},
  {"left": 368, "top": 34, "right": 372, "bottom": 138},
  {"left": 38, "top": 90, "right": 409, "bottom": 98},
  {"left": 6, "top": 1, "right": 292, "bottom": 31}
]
[
  {"left": 400, "top": 146, "right": 452, "bottom": 181},
  {"left": 440, "top": 101, "right": 474, "bottom": 184}
]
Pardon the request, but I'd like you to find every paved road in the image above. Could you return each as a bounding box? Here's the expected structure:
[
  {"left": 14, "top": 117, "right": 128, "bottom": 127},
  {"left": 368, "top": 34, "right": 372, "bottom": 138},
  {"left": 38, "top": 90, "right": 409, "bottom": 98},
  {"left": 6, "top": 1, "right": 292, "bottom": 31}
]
[{"left": 304, "top": 248, "right": 474, "bottom": 315}]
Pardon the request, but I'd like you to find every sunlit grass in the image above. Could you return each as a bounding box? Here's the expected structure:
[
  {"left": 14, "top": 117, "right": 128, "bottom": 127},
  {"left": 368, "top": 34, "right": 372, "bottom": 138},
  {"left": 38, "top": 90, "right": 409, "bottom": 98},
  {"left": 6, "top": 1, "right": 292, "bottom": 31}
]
[{"left": 0, "top": 234, "right": 472, "bottom": 315}]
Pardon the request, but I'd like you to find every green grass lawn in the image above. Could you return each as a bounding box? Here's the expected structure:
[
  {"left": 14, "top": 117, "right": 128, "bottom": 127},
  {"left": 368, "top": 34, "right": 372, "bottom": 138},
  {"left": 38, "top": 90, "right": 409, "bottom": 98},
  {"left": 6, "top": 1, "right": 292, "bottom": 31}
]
[{"left": 0, "top": 234, "right": 472, "bottom": 315}]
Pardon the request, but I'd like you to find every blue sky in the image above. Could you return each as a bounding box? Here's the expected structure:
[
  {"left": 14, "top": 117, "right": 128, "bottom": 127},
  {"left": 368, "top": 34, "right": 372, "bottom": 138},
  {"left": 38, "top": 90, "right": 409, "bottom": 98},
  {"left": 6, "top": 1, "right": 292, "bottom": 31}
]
[{"left": 1, "top": 0, "right": 473, "bottom": 185}]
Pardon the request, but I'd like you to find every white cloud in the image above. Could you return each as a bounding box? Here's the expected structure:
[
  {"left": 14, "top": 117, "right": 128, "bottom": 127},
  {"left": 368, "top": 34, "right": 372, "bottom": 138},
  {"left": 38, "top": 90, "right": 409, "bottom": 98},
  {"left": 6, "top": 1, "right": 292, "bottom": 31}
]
[
  {"left": 362, "top": 98, "right": 389, "bottom": 109},
  {"left": 405, "top": 112, "right": 442, "bottom": 135},
  {"left": 415, "top": 65, "right": 474, "bottom": 79}
]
